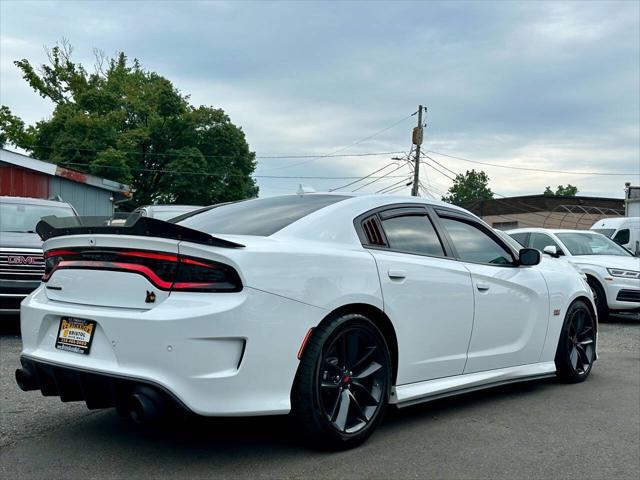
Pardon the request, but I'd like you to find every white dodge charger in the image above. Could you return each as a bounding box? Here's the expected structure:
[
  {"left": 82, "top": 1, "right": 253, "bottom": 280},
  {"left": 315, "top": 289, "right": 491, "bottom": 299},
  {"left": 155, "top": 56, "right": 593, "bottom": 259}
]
[{"left": 17, "top": 194, "right": 597, "bottom": 449}]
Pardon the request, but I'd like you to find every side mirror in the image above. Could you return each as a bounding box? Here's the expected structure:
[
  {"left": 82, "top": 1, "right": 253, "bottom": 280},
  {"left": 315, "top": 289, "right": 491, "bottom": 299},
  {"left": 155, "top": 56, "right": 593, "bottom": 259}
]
[
  {"left": 519, "top": 248, "right": 541, "bottom": 266},
  {"left": 543, "top": 245, "right": 560, "bottom": 258}
]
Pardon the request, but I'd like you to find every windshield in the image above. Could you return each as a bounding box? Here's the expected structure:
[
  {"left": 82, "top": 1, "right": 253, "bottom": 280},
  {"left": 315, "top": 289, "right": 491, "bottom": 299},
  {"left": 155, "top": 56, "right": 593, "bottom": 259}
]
[
  {"left": 592, "top": 228, "right": 615, "bottom": 238},
  {"left": 556, "top": 232, "right": 632, "bottom": 257},
  {"left": 0, "top": 202, "right": 75, "bottom": 233}
]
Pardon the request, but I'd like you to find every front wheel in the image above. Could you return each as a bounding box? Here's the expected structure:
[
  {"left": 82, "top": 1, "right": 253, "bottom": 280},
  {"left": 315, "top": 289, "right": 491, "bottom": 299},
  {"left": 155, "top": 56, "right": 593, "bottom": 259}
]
[
  {"left": 587, "top": 278, "right": 609, "bottom": 322},
  {"left": 555, "top": 300, "right": 596, "bottom": 383},
  {"left": 292, "top": 313, "right": 392, "bottom": 450}
]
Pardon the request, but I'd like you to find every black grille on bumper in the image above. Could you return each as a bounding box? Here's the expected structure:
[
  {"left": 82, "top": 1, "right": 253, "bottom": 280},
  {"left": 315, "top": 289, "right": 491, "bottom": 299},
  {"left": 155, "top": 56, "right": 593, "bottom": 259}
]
[
  {"left": 17, "top": 357, "right": 187, "bottom": 411},
  {"left": 616, "top": 289, "right": 640, "bottom": 303},
  {"left": 0, "top": 295, "right": 24, "bottom": 311}
]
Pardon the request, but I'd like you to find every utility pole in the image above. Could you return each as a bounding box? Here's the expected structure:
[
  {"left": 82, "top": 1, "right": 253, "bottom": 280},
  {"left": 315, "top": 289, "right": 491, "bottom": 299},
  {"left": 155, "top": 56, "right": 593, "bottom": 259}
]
[{"left": 411, "top": 105, "right": 423, "bottom": 196}]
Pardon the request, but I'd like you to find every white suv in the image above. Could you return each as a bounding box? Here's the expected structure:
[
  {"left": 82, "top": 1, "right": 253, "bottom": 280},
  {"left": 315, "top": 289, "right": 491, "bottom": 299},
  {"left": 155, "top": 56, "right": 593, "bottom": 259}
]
[{"left": 507, "top": 228, "right": 640, "bottom": 320}]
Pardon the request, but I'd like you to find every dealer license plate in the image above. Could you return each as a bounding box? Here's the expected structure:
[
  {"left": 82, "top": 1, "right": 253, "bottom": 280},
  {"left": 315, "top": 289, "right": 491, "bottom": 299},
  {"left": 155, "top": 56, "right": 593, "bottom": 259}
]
[{"left": 55, "top": 317, "right": 97, "bottom": 355}]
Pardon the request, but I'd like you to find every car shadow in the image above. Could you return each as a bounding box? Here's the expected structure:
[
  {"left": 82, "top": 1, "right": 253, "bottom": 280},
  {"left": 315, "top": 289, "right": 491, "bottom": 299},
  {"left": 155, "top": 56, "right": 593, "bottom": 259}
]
[{"left": 63, "top": 376, "right": 560, "bottom": 457}]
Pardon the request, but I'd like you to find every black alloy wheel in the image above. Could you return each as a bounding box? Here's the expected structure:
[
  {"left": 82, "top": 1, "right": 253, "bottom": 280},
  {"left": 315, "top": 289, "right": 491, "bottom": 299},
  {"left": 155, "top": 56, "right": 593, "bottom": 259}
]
[
  {"left": 292, "top": 313, "right": 391, "bottom": 449},
  {"left": 556, "top": 300, "right": 596, "bottom": 383},
  {"left": 318, "top": 326, "right": 387, "bottom": 434}
]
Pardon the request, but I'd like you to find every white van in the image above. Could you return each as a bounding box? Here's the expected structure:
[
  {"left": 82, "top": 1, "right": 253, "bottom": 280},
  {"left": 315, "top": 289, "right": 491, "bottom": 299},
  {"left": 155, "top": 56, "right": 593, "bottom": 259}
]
[{"left": 591, "top": 217, "right": 640, "bottom": 255}]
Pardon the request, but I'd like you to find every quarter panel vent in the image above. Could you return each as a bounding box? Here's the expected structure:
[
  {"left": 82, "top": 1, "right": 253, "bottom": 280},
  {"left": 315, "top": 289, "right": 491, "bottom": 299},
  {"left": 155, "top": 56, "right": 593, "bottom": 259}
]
[{"left": 362, "top": 216, "right": 386, "bottom": 246}]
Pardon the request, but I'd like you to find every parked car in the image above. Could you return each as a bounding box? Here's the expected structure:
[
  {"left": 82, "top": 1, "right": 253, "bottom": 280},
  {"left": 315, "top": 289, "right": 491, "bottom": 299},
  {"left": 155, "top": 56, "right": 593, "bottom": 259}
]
[
  {"left": 133, "top": 204, "right": 202, "bottom": 221},
  {"left": 17, "top": 194, "right": 597, "bottom": 449},
  {"left": 0, "top": 196, "right": 77, "bottom": 315},
  {"left": 508, "top": 228, "right": 640, "bottom": 320},
  {"left": 590, "top": 217, "right": 640, "bottom": 256},
  {"left": 495, "top": 228, "right": 588, "bottom": 279}
]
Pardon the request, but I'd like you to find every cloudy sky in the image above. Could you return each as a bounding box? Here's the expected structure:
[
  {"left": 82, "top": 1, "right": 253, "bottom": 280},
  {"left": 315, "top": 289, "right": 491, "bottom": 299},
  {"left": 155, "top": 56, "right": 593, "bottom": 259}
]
[{"left": 1, "top": 0, "right": 639, "bottom": 198}]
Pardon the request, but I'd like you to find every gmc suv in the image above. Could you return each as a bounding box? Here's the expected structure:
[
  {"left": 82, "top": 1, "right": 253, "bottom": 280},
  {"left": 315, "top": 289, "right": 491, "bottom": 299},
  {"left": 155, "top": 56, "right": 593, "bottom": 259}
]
[{"left": 0, "top": 196, "right": 77, "bottom": 314}]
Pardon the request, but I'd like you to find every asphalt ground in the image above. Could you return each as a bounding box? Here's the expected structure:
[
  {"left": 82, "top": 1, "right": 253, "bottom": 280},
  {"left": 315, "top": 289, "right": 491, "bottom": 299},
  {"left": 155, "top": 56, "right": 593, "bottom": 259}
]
[{"left": 1, "top": 314, "right": 638, "bottom": 479}]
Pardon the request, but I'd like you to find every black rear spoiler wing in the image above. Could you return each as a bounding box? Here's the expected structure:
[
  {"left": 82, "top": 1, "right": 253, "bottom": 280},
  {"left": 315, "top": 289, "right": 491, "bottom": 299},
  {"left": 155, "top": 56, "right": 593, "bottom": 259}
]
[{"left": 36, "top": 215, "right": 244, "bottom": 249}]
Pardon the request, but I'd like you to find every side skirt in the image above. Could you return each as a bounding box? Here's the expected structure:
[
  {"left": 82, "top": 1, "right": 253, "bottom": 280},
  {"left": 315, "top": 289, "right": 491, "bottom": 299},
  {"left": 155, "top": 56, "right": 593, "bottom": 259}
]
[{"left": 390, "top": 361, "right": 556, "bottom": 408}]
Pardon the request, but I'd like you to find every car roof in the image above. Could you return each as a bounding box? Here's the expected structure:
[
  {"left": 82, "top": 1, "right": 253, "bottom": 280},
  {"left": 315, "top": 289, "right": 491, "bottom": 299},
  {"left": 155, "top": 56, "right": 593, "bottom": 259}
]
[
  {"left": 0, "top": 196, "right": 74, "bottom": 208},
  {"left": 271, "top": 192, "right": 479, "bottom": 243}
]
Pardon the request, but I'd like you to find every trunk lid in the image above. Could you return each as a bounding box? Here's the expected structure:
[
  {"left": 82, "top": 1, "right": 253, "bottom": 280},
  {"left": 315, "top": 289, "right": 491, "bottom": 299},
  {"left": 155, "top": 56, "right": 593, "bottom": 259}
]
[{"left": 43, "top": 235, "right": 180, "bottom": 310}]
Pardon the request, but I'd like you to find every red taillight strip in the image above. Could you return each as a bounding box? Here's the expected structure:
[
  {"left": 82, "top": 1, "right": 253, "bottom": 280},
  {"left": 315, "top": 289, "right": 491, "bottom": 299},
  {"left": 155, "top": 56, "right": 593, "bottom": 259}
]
[
  {"left": 173, "top": 282, "right": 216, "bottom": 289},
  {"left": 119, "top": 251, "right": 178, "bottom": 262},
  {"left": 180, "top": 257, "right": 214, "bottom": 268},
  {"left": 44, "top": 249, "right": 77, "bottom": 258}
]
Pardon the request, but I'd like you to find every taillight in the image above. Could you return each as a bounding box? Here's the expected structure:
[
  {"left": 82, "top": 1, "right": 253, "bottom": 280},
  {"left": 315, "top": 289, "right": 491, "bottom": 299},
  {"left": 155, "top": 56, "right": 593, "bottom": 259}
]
[
  {"left": 42, "top": 248, "right": 242, "bottom": 292},
  {"left": 174, "top": 256, "right": 242, "bottom": 292}
]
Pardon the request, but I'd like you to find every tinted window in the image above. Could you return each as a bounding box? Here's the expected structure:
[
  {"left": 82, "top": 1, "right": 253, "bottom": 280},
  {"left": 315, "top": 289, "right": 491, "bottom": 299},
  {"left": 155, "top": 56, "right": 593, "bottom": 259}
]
[
  {"left": 177, "top": 195, "right": 350, "bottom": 236},
  {"left": 381, "top": 215, "right": 444, "bottom": 256},
  {"left": 509, "top": 232, "right": 528, "bottom": 246},
  {"left": 530, "top": 232, "right": 561, "bottom": 251},
  {"left": 441, "top": 218, "right": 513, "bottom": 265},
  {"left": 613, "top": 229, "right": 630, "bottom": 245}
]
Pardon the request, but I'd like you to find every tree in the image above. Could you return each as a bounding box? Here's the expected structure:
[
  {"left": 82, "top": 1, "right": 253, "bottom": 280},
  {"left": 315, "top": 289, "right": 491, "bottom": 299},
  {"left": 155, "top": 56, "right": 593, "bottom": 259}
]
[
  {"left": 441, "top": 169, "right": 494, "bottom": 205},
  {"left": 0, "top": 41, "right": 258, "bottom": 208},
  {"left": 543, "top": 184, "right": 578, "bottom": 197}
]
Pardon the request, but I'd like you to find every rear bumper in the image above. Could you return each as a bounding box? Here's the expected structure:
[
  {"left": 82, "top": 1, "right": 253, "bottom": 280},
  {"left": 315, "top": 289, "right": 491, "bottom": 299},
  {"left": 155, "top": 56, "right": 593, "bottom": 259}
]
[
  {"left": 20, "top": 286, "right": 325, "bottom": 416},
  {"left": 17, "top": 356, "right": 189, "bottom": 411}
]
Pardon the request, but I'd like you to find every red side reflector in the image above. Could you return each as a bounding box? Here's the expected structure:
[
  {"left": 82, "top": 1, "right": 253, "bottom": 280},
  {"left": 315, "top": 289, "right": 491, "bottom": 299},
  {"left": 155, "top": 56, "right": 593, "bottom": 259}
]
[{"left": 297, "top": 328, "right": 314, "bottom": 360}]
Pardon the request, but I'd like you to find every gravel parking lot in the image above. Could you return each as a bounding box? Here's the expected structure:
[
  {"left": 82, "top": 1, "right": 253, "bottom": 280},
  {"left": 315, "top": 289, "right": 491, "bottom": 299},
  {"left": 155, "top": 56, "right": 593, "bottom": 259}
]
[{"left": 1, "top": 315, "right": 638, "bottom": 479}]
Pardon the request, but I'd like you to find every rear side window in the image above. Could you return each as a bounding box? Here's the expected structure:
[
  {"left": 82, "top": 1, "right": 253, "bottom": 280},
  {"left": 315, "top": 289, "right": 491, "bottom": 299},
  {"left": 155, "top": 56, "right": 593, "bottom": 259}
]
[
  {"left": 440, "top": 218, "right": 513, "bottom": 265},
  {"left": 380, "top": 215, "right": 444, "bottom": 256},
  {"left": 177, "top": 195, "right": 350, "bottom": 236},
  {"left": 613, "top": 229, "right": 630, "bottom": 245}
]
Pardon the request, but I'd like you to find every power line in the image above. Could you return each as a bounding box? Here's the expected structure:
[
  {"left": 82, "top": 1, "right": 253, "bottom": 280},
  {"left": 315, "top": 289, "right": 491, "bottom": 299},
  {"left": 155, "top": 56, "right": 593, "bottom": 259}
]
[
  {"left": 423, "top": 154, "right": 459, "bottom": 177},
  {"left": 53, "top": 161, "right": 410, "bottom": 180},
  {"left": 20, "top": 145, "right": 405, "bottom": 161},
  {"left": 427, "top": 150, "right": 638, "bottom": 176},
  {"left": 384, "top": 183, "right": 412, "bottom": 194},
  {"left": 263, "top": 111, "right": 417, "bottom": 171},
  {"left": 376, "top": 177, "right": 413, "bottom": 194},
  {"left": 328, "top": 161, "right": 403, "bottom": 192},
  {"left": 352, "top": 163, "right": 409, "bottom": 192},
  {"left": 421, "top": 155, "right": 580, "bottom": 223},
  {"left": 422, "top": 160, "right": 456, "bottom": 182}
]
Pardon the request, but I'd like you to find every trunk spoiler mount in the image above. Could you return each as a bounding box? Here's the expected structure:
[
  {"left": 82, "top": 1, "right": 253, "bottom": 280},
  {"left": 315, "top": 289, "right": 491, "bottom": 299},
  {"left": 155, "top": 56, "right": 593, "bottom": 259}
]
[{"left": 36, "top": 215, "right": 244, "bottom": 249}]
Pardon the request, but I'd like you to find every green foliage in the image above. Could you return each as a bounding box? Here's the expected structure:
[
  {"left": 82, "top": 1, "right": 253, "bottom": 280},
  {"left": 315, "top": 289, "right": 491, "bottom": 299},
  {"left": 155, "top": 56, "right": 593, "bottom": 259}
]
[
  {"left": 543, "top": 184, "right": 578, "bottom": 196},
  {"left": 441, "top": 169, "right": 494, "bottom": 205},
  {"left": 1, "top": 41, "right": 258, "bottom": 208}
]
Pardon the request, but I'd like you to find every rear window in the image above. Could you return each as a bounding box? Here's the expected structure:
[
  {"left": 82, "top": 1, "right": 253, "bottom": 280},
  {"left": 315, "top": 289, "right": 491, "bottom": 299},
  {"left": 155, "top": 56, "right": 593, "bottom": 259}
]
[{"left": 176, "top": 195, "right": 350, "bottom": 236}]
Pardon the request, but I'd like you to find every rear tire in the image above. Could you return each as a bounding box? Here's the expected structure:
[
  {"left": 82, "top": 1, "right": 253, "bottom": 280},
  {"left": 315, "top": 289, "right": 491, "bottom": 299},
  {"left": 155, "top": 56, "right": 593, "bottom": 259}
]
[
  {"left": 292, "top": 313, "right": 392, "bottom": 450},
  {"left": 587, "top": 277, "right": 609, "bottom": 322},
  {"left": 555, "top": 300, "right": 596, "bottom": 383}
]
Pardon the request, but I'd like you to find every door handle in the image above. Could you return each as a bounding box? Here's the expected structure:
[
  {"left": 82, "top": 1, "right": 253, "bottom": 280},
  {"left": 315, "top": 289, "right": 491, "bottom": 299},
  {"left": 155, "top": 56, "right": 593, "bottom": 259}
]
[
  {"left": 476, "top": 282, "right": 490, "bottom": 291},
  {"left": 388, "top": 269, "right": 406, "bottom": 280}
]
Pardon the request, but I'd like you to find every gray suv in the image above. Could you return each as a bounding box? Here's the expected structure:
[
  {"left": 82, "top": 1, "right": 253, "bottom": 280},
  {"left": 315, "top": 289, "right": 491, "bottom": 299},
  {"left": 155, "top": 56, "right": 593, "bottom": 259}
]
[{"left": 0, "top": 196, "right": 77, "bottom": 314}]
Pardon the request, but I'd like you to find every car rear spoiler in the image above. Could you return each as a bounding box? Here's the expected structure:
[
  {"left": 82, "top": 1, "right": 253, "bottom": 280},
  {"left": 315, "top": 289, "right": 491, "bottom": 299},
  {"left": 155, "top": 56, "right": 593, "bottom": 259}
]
[{"left": 36, "top": 215, "right": 244, "bottom": 248}]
